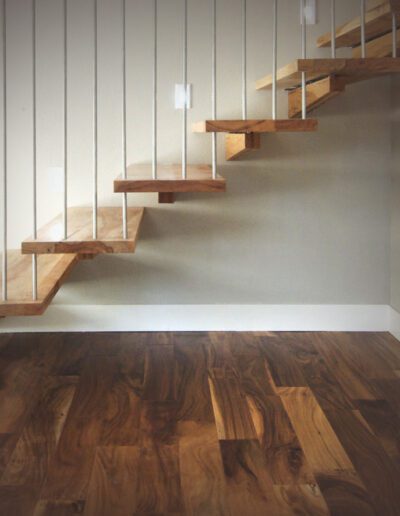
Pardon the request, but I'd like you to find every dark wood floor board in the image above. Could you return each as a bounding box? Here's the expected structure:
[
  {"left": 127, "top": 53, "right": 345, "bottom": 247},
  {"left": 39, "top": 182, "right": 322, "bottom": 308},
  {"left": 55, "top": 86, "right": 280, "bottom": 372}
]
[
  {"left": 0, "top": 331, "right": 398, "bottom": 515},
  {"left": 282, "top": 333, "right": 354, "bottom": 410},
  {"left": 33, "top": 499, "right": 86, "bottom": 515},
  {"left": 0, "top": 485, "right": 38, "bottom": 516},
  {"left": 178, "top": 421, "right": 227, "bottom": 516},
  {"left": 247, "top": 394, "right": 315, "bottom": 486},
  {"left": 219, "top": 439, "right": 281, "bottom": 515},
  {"left": 135, "top": 438, "right": 183, "bottom": 515},
  {"left": 143, "top": 344, "right": 177, "bottom": 402},
  {"left": 83, "top": 446, "right": 141, "bottom": 516},
  {"left": 174, "top": 340, "right": 215, "bottom": 423},
  {"left": 0, "top": 334, "right": 62, "bottom": 435},
  {"left": 259, "top": 336, "right": 307, "bottom": 388},
  {"left": 273, "top": 484, "right": 330, "bottom": 516},
  {"left": 354, "top": 400, "right": 400, "bottom": 463},
  {"left": 324, "top": 408, "right": 400, "bottom": 516},
  {"left": 312, "top": 333, "right": 382, "bottom": 400},
  {"left": 0, "top": 376, "right": 78, "bottom": 487},
  {"left": 208, "top": 368, "right": 256, "bottom": 440},
  {"left": 39, "top": 355, "right": 117, "bottom": 501}
]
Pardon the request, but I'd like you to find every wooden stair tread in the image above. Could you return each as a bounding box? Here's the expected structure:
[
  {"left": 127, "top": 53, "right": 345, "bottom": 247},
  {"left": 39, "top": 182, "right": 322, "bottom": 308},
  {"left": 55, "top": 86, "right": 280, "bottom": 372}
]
[
  {"left": 317, "top": 2, "right": 400, "bottom": 49},
  {"left": 114, "top": 164, "right": 226, "bottom": 193},
  {"left": 352, "top": 28, "right": 400, "bottom": 57},
  {"left": 256, "top": 58, "right": 400, "bottom": 90},
  {"left": 22, "top": 207, "right": 144, "bottom": 255},
  {"left": 0, "top": 251, "right": 78, "bottom": 317},
  {"left": 192, "top": 119, "right": 318, "bottom": 133}
]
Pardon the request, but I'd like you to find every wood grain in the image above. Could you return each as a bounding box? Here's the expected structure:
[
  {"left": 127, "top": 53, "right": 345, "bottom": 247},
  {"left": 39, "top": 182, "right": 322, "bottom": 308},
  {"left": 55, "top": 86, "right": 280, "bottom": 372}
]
[
  {"left": 193, "top": 119, "right": 318, "bottom": 133},
  {"left": 225, "top": 133, "right": 261, "bottom": 161},
  {"left": 256, "top": 58, "right": 400, "bottom": 90},
  {"left": 22, "top": 207, "right": 144, "bottom": 255},
  {"left": 317, "top": 2, "right": 399, "bottom": 48},
  {"left": 353, "top": 28, "right": 400, "bottom": 57},
  {"left": 0, "top": 251, "right": 79, "bottom": 317},
  {"left": 0, "top": 331, "right": 398, "bottom": 515},
  {"left": 114, "top": 164, "right": 226, "bottom": 193}
]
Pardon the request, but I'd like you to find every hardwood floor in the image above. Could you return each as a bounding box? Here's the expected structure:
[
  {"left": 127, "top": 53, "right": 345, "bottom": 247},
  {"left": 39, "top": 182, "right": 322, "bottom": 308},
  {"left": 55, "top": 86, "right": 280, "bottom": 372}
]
[{"left": 0, "top": 332, "right": 399, "bottom": 515}]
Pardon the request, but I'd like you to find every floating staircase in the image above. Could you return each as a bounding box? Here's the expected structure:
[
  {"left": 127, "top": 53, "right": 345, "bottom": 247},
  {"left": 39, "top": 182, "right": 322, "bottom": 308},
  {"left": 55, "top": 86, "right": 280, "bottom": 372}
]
[
  {"left": 22, "top": 207, "right": 144, "bottom": 255},
  {"left": 1, "top": 1, "right": 400, "bottom": 319},
  {"left": 0, "top": 252, "right": 79, "bottom": 317}
]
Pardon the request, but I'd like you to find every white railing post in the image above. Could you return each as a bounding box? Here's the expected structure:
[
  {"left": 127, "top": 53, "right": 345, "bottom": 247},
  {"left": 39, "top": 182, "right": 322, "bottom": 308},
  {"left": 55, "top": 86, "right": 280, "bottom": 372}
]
[
  {"left": 93, "top": 0, "right": 98, "bottom": 239},
  {"left": 182, "top": 0, "right": 188, "bottom": 180},
  {"left": 63, "top": 0, "right": 68, "bottom": 239},
  {"left": 393, "top": 12, "right": 398, "bottom": 58},
  {"left": 242, "top": 0, "right": 247, "bottom": 120},
  {"left": 152, "top": 0, "right": 157, "bottom": 180},
  {"left": 122, "top": 0, "right": 128, "bottom": 238},
  {"left": 32, "top": 0, "right": 38, "bottom": 300},
  {"left": 272, "top": 0, "right": 277, "bottom": 120},
  {"left": 331, "top": 0, "right": 336, "bottom": 58},
  {"left": 361, "top": 0, "right": 366, "bottom": 58},
  {"left": 301, "top": 0, "right": 307, "bottom": 120},
  {"left": 2, "top": 0, "right": 7, "bottom": 301},
  {"left": 212, "top": 0, "right": 217, "bottom": 179}
]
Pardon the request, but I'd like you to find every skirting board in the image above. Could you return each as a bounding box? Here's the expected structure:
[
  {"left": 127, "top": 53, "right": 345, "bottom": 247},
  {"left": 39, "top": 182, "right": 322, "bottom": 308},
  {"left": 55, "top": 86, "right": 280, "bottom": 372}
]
[
  {"left": 0, "top": 304, "right": 397, "bottom": 335},
  {"left": 391, "top": 307, "right": 400, "bottom": 341}
]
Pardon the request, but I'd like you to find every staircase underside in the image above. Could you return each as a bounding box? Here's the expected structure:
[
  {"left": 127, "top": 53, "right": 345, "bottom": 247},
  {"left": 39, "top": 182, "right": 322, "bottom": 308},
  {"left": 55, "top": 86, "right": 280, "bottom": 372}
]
[
  {"left": 352, "top": 28, "right": 400, "bottom": 57},
  {"left": 22, "top": 207, "right": 144, "bottom": 255},
  {"left": 256, "top": 58, "right": 400, "bottom": 90},
  {"left": 317, "top": 2, "right": 400, "bottom": 49},
  {"left": 193, "top": 119, "right": 318, "bottom": 133},
  {"left": 0, "top": 251, "right": 79, "bottom": 317},
  {"left": 114, "top": 164, "right": 226, "bottom": 193}
]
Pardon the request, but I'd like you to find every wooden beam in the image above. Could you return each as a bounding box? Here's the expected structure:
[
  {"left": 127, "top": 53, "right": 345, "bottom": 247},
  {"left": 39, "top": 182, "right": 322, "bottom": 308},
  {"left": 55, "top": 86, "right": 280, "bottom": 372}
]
[
  {"left": 193, "top": 119, "right": 318, "bottom": 134},
  {"left": 288, "top": 76, "right": 346, "bottom": 119},
  {"left": 352, "top": 28, "right": 400, "bottom": 57},
  {"left": 22, "top": 207, "right": 145, "bottom": 255},
  {"left": 225, "top": 133, "right": 261, "bottom": 161},
  {"left": 317, "top": 3, "right": 399, "bottom": 48},
  {"left": 0, "top": 252, "right": 79, "bottom": 317},
  {"left": 158, "top": 192, "right": 176, "bottom": 204},
  {"left": 256, "top": 58, "right": 400, "bottom": 90},
  {"left": 114, "top": 164, "right": 226, "bottom": 194}
]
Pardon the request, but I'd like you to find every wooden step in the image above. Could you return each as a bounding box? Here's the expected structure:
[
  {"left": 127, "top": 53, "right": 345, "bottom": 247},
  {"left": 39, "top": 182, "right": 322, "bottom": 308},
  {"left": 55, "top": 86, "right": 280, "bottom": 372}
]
[
  {"left": 256, "top": 58, "right": 400, "bottom": 90},
  {"left": 288, "top": 76, "right": 346, "bottom": 119},
  {"left": 352, "top": 28, "right": 400, "bottom": 57},
  {"left": 21, "top": 207, "right": 144, "bottom": 255},
  {"left": 225, "top": 133, "right": 261, "bottom": 161},
  {"left": 0, "top": 251, "right": 79, "bottom": 317},
  {"left": 193, "top": 119, "right": 318, "bottom": 133},
  {"left": 317, "top": 2, "right": 400, "bottom": 49},
  {"left": 114, "top": 164, "right": 226, "bottom": 194}
]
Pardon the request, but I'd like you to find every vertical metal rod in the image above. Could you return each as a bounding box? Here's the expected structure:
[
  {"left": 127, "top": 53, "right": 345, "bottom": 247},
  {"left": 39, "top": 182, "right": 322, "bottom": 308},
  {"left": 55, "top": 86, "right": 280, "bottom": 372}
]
[
  {"left": 393, "top": 12, "right": 397, "bottom": 58},
  {"left": 272, "top": 0, "right": 277, "bottom": 120},
  {"left": 63, "top": 0, "right": 68, "bottom": 239},
  {"left": 242, "top": 0, "right": 247, "bottom": 120},
  {"left": 361, "top": 0, "right": 366, "bottom": 58},
  {"left": 301, "top": 0, "right": 307, "bottom": 120},
  {"left": 331, "top": 0, "right": 336, "bottom": 58},
  {"left": 152, "top": 0, "right": 157, "bottom": 180},
  {"left": 211, "top": 0, "right": 217, "bottom": 179},
  {"left": 2, "top": 0, "right": 7, "bottom": 301},
  {"left": 93, "top": 0, "right": 98, "bottom": 239},
  {"left": 182, "top": 0, "right": 188, "bottom": 180},
  {"left": 122, "top": 0, "right": 128, "bottom": 238},
  {"left": 32, "top": 0, "right": 37, "bottom": 300}
]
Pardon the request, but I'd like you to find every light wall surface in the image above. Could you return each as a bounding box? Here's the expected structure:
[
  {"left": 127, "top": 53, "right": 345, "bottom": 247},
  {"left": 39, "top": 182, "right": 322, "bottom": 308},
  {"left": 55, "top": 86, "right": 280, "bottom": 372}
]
[
  {"left": 1, "top": 0, "right": 392, "bottom": 306},
  {"left": 391, "top": 75, "right": 400, "bottom": 312}
]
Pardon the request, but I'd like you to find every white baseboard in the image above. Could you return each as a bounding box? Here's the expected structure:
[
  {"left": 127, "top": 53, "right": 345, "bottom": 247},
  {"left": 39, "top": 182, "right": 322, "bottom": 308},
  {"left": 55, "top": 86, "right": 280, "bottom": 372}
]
[
  {"left": 390, "top": 307, "right": 400, "bottom": 341},
  {"left": 0, "top": 304, "right": 392, "bottom": 333}
]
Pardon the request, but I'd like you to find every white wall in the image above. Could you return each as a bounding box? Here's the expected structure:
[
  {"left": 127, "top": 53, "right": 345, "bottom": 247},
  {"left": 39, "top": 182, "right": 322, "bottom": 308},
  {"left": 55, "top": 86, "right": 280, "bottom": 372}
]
[{"left": 1, "top": 0, "right": 392, "bottom": 307}]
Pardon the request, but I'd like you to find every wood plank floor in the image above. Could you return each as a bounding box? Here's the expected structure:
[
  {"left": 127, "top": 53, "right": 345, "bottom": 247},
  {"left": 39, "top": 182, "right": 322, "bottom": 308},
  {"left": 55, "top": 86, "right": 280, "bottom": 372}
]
[{"left": 0, "top": 331, "right": 399, "bottom": 515}]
